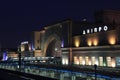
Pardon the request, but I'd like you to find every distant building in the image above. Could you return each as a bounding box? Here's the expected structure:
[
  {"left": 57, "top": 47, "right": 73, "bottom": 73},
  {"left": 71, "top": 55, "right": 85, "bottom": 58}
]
[
  {"left": 0, "top": 48, "right": 18, "bottom": 61},
  {"left": 31, "top": 31, "right": 43, "bottom": 57},
  {"left": 7, "top": 51, "right": 18, "bottom": 58},
  {"left": 20, "top": 41, "right": 33, "bottom": 57}
]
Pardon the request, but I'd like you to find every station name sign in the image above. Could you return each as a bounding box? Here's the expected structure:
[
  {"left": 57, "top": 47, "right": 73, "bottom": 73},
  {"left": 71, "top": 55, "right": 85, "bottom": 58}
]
[{"left": 83, "top": 26, "right": 108, "bottom": 34}]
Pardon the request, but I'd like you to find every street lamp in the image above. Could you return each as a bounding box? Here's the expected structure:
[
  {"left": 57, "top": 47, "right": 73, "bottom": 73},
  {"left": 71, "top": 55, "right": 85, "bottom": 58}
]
[
  {"left": 18, "top": 46, "right": 21, "bottom": 71},
  {"left": 94, "top": 64, "right": 97, "bottom": 80}
]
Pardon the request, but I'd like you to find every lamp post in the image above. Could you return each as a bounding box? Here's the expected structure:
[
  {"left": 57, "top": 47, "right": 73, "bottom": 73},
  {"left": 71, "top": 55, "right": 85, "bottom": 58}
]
[
  {"left": 94, "top": 64, "right": 97, "bottom": 80},
  {"left": 18, "top": 46, "right": 21, "bottom": 71}
]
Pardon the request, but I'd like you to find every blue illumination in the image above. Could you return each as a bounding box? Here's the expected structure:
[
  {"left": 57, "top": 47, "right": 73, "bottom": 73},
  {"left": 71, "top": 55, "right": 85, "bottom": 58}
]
[
  {"left": 61, "top": 39, "right": 64, "bottom": 47},
  {"left": 31, "top": 44, "right": 35, "bottom": 50},
  {"left": 3, "top": 51, "right": 8, "bottom": 61}
]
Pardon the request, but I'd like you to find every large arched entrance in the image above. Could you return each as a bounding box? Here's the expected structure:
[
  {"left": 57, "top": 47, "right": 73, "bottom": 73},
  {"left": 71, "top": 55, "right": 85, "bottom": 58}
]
[
  {"left": 46, "top": 40, "right": 61, "bottom": 57},
  {"left": 44, "top": 34, "right": 62, "bottom": 57}
]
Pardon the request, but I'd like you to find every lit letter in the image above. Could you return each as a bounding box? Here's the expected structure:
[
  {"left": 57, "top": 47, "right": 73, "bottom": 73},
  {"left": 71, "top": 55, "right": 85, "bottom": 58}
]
[
  {"left": 104, "top": 26, "right": 108, "bottom": 31},
  {"left": 91, "top": 29, "right": 93, "bottom": 33},
  {"left": 83, "top": 30, "right": 86, "bottom": 34},
  {"left": 94, "top": 28, "right": 97, "bottom": 32},
  {"left": 99, "top": 27, "right": 102, "bottom": 32},
  {"left": 87, "top": 29, "right": 90, "bottom": 34}
]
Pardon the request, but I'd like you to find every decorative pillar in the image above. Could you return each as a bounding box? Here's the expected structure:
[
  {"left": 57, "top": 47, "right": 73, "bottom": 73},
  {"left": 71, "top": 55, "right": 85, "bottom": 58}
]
[{"left": 69, "top": 48, "right": 73, "bottom": 65}]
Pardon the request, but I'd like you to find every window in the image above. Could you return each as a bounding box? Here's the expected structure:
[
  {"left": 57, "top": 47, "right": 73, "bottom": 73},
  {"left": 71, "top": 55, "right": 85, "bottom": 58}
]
[
  {"left": 106, "top": 57, "right": 111, "bottom": 67},
  {"left": 91, "top": 56, "right": 96, "bottom": 65},
  {"left": 85, "top": 56, "right": 89, "bottom": 65},
  {"left": 99, "top": 57, "right": 103, "bottom": 66},
  {"left": 79, "top": 56, "right": 83, "bottom": 65},
  {"left": 74, "top": 56, "right": 79, "bottom": 65}
]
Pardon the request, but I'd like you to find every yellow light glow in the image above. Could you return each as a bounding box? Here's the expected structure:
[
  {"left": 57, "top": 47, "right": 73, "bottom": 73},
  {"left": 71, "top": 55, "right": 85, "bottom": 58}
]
[
  {"left": 75, "top": 41, "right": 80, "bottom": 47},
  {"left": 21, "top": 45, "right": 25, "bottom": 51},
  {"left": 74, "top": 37, "right": 80, "bottom": 47},
  {"left": 76, "top": 60, "right": 79, "bottom": 65},
  {"left": 87, "top": 39, "right": 92, "bottom": 46},
  {"left": 111, "top": 59, "right": 116, "bottom": 67},
  {"left": 93, "top": 38, "right": 98, "bottom": 46},
  {"left": 74, "top": 56, "right": 79, "bottom": 64},
  {"left": 89, "top": 61, "right": 91, "bottom": 65},
  {"left": 111, "top": 62, "right": 116, "bottom": 67},
  {"left": 82, "top": 60, "right": 85, "bottom": 65},
  {"left": 108, "top": 35, "right": 116, "bottom": 45}
]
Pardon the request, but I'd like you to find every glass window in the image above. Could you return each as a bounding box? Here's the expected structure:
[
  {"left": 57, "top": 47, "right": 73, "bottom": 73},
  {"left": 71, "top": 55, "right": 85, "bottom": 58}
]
[
  {"left": 106, "top": 57, "right": 111, "bottom": 67},
  {"left": 91, "top": 56, "right": 96, "bottom": 65},
  {"left": 85, "top": 56, "right": 89, "bottom": 65},
  {"left": 99, "top": 57, "right": 103, "bottom": 66},
  {"left": 79, "top": 56, "right": 83, "bottom": 65},
  {"left": 74, "top": 56, "right": 79, "bottom": 65}
]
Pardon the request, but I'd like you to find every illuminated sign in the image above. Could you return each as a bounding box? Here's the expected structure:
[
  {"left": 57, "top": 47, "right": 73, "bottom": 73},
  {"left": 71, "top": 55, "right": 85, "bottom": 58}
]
[
  {"left": 83, "top": 26, "right": 108, "bottom": 34},
  {"left": 21, "top": 41, "right": 28, "bottom": 44}
]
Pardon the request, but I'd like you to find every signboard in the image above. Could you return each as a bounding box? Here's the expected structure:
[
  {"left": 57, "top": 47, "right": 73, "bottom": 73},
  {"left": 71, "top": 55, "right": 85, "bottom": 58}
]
[
  {"left": 21, "top": 41, "right": 28, "bottom": 44},
  {"left": 82, "top": 26, "right": 108, "bottom": 34}
]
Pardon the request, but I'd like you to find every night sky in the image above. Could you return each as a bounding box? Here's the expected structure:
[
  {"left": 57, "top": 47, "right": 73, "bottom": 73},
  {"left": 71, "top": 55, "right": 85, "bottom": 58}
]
[{"left": 0, "top": 0, "right": 119, "bottom": 48}]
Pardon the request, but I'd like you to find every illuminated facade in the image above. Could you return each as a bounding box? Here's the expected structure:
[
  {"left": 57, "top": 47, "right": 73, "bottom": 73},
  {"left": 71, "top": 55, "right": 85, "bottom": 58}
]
[
  {"left": 32, "top": 20, "right": 72, "bottom": 57},
  {"left": 61, "top": 10, "right": 120, "bottom": 67},
  {"left": 32, "top": 10, "right": 120, "bottom": 67},
  {"left": 32, "top": 31, "right": 42, "bottom": 57},
  {"left": 68, "top": 30, "right": 120, "bottom": 67},
  {"left": 1, "top": 49, "right": 18, "bottom": 61},
  {"left": 20, "top": 41, "right": 33, "bottom": 57}
]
